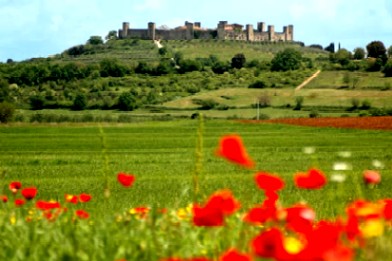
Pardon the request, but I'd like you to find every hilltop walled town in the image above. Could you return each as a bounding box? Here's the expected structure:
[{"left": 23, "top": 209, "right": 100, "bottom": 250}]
[{"left": 119, "top": 21, "right": 294, "bottom": 42}]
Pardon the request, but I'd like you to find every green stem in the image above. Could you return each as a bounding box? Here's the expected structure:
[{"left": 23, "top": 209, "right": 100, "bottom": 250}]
[{"left": 193, "top": 113, "right": 204, "bottom": 203}]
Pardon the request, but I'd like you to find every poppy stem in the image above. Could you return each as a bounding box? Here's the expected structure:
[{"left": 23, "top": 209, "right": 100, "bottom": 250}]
[
  {"left": 193, "top": 113, "right": 204, "bottom": 203},
  {"left": 99, "top": 125, "right": 110, "bottom": 199}
]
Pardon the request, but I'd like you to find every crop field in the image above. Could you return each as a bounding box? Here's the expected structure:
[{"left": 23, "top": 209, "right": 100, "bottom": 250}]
[{"left": 0, "top": 120, "right": 391, "bottom": 260}]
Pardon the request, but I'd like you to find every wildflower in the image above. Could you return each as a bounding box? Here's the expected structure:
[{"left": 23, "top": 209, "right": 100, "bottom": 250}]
[
  {"left": 219, "top": 248, "right": 252, "bottom": 261},
  {"left": 192, "top": 190, "right": 240, "bottom": 227},
  {"left": 129, "top": 206, "right": 150, "bottom": 219},
  {"left": 21, "top": 187, "right": 37, "bottom": 200},
  {"left": 65, "top": 194, "right": 78, "bottom": 204},
  {"left": 255, "top": 172, "right": 284, "bottom": 191},
  {"left": 252, "top": 228, "right": 286, "bottom": 259},
  {"left": 9, "top": 181, "right": 22, "bottom": 194},
  {"left": 284, "top": 204, "right": 316, "bottom": 234},
  {"left": 117, "top": 172, "right": 136, "bottom": 187},
  {"left": 79, "top": 193, "right": 92, "bottom": 203},
  {"left": 294, "top": 168, "right": 327, "bottom": 189},
  {"left": 36, "top": 200, "right": 61, "bottom": 211},
  {"left": 15, "top": 199, "right": 25, "bottom": 206},
  {"left": 216, "top": 135, "right": 255, "bottom": 168},
  {"left": 244, "top": 205, "right": 277, "bottom": 225},
  {"left": 363, "top": 170, "right": 381, "bottom": 185},
  {"left": 0, "top": 195, "right": 8, "bottom": 203},
  {"left": 361, "top": 219, "right": 384, "bottom": 238},
  {"left": 333, "top": 162, "right": 352, "bottom": 171},
  {"left": 75, "top": 209, "right": 90, "bottom": 219}
]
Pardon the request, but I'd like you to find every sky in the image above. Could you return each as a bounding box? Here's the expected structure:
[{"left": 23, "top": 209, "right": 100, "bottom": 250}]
[{"left": 1, "top": 0, "right": 392, "bottom": 62}]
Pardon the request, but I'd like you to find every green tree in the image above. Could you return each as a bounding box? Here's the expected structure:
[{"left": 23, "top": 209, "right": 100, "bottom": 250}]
[
  {"left": 0, "top": 102, "right": 15, "bottom": 123},
  {"left": 0, "top": 79, "right": 10, "bottom": 102},
  {"left": 178, "top": 59, "right": 202, "bottom": 73},
  {"left": 231, "top": 53, "right": 246, "bottom": 69},
  {"left": 271, "top": 48, "right": 302, "bottom": 71},
  {"left": 353, "top": 47, "right": 365, "bottom": 60},
  {"left": 366, "top": 41, "right": 387, "bottom": 64},
  {"left": 330, "top": 48, "right": 352, "bottom": 65},
  {"left": 87, "top": 36, "right": 104, "bottom": 45},
  {"left": 117, "top": 91, "right": 138, "bottom": 111},
  {"left": 72, "top": 93, "right": 88, "bottom": 110},
  {"left": 100, "top": 59, "right": 127, "bottom": 77},
  {"left": 105, "top": 30, "right": 117, "bottom": 40},
  {"left": 388, "top": 45, "right": 392, "bottom": 58}
]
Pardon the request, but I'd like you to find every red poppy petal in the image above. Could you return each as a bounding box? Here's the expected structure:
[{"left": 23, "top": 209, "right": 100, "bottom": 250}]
[{"left": 216, "top": 135, "right": 255, "bottom": 168}]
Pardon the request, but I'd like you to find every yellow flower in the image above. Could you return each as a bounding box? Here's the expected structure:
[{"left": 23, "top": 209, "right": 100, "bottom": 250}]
[
  {"left": 284, "top": 236, "right": 305, "bottom": 255},
  {"left": 361, "top": 219, "right": 384, "bottom": 238}
]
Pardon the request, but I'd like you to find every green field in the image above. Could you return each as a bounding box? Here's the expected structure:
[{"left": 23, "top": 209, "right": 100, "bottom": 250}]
[{"left": 0, "top": 120, "right": 391, "bottom": 260}]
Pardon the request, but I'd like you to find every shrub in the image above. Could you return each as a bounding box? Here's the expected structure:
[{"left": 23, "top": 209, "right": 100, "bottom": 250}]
[
  {"left": 0, "top": 102, "right": 15, "bottom": 123},
  {"left": 361, "top": 100, "right": 372, "bottom": 110},
  {"left": 249, "top": 80, "right": 267, "bottom": 89},
  {"left": 293, "top": 96, "right": 304, "bottom": 110},
  {"left": 271, "top": 48, "right": 302, "bottom": 71},
  {"left": 383, "top": 60, "right": 392, "bottom": 77},
  {"left": 72, "top": 94, "right": 88, "bottom": 111},
  {"left": 117, "top": 92, "right": 138, "bottom": 111},
  {"left": 309, "top": 110, "right": 320, "bottom": 118}
]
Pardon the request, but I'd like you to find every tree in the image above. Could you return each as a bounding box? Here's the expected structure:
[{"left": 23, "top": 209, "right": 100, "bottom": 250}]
[
  {"left": 231, "top": 53, "right": 246, "bottom": 69},
  {"left": 100, "top": 59, "right": 127, "bottom": 77},
  {"left": 366, "top": 41, "right": 387, "bottom": 64},
  {"left": 87, "top": 36, "right": 104, "bottom": 45},
  {"left": 353, "top": 48, "right": 365, "bottom": 60},
  {"left": 0, "top": 79, "right": 10, "bottom": 102},
  {"left": 117, "top": 91, "right": 138, "bottom": 111},
  {"left": 0, "top": 102, "right": 15, "bottom": 123},
  {"left": 72, "top": 93, "right": 88, "bottom": 110},
  {"left": 331, "top": 48, "right": 352, "bottom": 66},
  {"left": 29, "top": 95, "right": 45, "bottom": 110},
  {"left": 388, "top": 45, "right": 392, "bottom": 58},
  {"left": 105, "top": 30, "right": 118, "bottom": 40},
  {"left": 271, "top": 48, "right": 302, "bottom": 71}
]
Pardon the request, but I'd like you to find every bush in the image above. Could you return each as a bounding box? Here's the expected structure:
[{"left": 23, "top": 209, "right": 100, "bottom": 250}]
[
  {"left": 383, "top": 60, "right": 392, "bottom": 77},
  {"left": 29, "top": 95, "right": 46, "bottom": 110},
  {"left": 249, "top": 80, "right": 267, "bottom": 89},
  {"left": 361, "top": 100, "right": 372, "bottom": 110},
  {"left": 192, "top": 98, "right": 219, "bottom": 110},
  {"left": 293, "top": 96, "right": 304, "bottom": 110},
  {"left": 0, "top": 102, "right": 15, "bottom": 123},
  {"left": 271, "top": 48, "right": 302, "bottom": 71},
  {"left": 309, "top": 110, "right": 320, "bottom": 118},
  {"left": 117, "top": 92, "right": 138, "bottom": 111},
  {"left": 72, "top": 94, "right": 88, "bottom": 111}
]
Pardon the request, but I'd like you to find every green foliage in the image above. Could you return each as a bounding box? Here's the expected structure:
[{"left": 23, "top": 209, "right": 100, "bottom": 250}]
[
  {"left": 29, "top": 95, "right": 46, "bottom": 110},
  {"left": 211, "top": 60, "right": 230, "bottom": 74},
  {"left": 366, "top": 58, "right": 383, "bottom": 72},
  {"left": 178, "top": 59, "right": 202, "bottom": 74},
  {"left": 366, "top": 41, "right": 387, "bottom": 65},
  {"left": 330, "top": 48, "right": 352, "bottom": 66},
  {"left": 100, "top": 59, "right": 128, "bottom": 77},
  {"left": 248, "top": 80, "right": 266, "bottom": 89},
  {"left": 294, "top": 96, "right": 304, "bottom": 110},
  {"left": 271, "top": 48, "right": 302, "bottom": 71},
  {"left": 87, "top": 35, "right": 104, "bottom": 45},
  {"left": 105, "top": 30, "right": 118, "bottom": 40},
  {"left": 192, "top": 98, "right": 219, "bottom": 110},
  {"left": 231, "top": 53, "right": 246, "bottom": 69},
  {"left": 72, "top": 93, "right": 88, "bottom": 111},
  {"left": 353, "top": 47, "right": 365, "bottom": 60},
  {"left": 135, "top": 62, "right": 154, "bottom": 74},
  {"left": 117, "top": 91, "right": 138, "bottom": 111},
  {"left": 0, "top": 79, "right": 10, "bottom": 102},
  {"left": 0, "top": 101, "right": 15, "bottom": 123},
  {"left": 383, "top": 60, "right": 392, "bottom": 77}
]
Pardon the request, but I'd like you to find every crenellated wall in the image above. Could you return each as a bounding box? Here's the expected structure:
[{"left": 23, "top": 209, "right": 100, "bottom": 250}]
[{"left": 119, "top": 21, "right": 294, "bottom": 42}]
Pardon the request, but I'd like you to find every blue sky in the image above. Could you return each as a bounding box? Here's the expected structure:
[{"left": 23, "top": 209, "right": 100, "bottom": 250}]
[{"left": 1, "top": 0, "right": 392, "bottom": 62}]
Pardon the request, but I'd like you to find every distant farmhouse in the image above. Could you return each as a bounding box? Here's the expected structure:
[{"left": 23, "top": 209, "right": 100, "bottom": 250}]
[{"left": 119, "top": 21, "right": 294, "bottom": 42}]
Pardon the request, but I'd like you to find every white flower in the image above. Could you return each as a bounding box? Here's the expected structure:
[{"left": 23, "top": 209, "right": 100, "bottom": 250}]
[
  {"left": 303, "top": 147, "right": 316, "bottom": 154},
  {"left": 333, "top": 162, "right": 352, "bottom": 171}
]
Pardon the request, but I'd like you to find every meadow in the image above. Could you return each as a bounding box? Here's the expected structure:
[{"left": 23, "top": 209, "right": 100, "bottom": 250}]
[{"left": 0, "top": 119, "right": 391, "bottom": 260}]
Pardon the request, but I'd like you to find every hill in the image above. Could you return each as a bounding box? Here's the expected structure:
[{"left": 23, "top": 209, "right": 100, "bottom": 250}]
[{"left": 0, "top": 39, "right": 391, "bottom": 123}]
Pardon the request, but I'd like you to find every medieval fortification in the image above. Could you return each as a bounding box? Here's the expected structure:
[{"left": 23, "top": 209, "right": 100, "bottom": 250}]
[{"left": 119, "top": 21, "right": 294, "bottom": 42}]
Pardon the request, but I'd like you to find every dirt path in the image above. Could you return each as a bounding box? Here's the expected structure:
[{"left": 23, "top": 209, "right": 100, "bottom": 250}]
[{"left": 295, "top": 70, "right": 321, "bottom": 91}]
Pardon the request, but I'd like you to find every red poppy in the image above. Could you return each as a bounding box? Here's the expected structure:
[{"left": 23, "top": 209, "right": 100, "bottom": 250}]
[
  {"left": 65, "top": 194, "right": 78, "bottom": 204},
  {"left": 216, "top": 135, "right": 255, "bottom": 168},
  {"left": 205, "top": 190, "right": 240, "bottom": 215},
  {"left": 79, "top": 193, "right": 92, "bottom": 203},
  {"left": 75, "top": 209, "right": 90, "bottom": 219},
  {"left": 21, "top": 187, "right": 37, "bottom": 200},
  {"left": 219, "top": 248, "right": 252, "bottom": 261},
  {"left": 251, "top": 228, "right": 286, "bottom": 259},
  {"left": 294, "top": 168, "right": 327, "bottom": 189},
  {"left": 193, "top": 204, "right": 224, "bottom": 226},
  {"left": 36, "top": 200, "right": 61, "bottom": 210},
  {"left": 363, "top": 170, "right": 381, "bottom": 185},
  {"left": 244, "top": 205, "right": 277, "bottom": 225},
  {"left": 0, "top": 195, "right": 8, "bottom": 203},
  {"left": 285, "top": 204, "right": 316, "bottom": 234},
  {"left": 382, "top": 199, "right": 392, "bottom": 220},
  {"left": 15, "top": 198, "right": 26, "bottom": 206},
  {"left": 117, "top": 172, "right": 136, "bottom": 187},
  {"left": 9, "top": 181, "right": 22, "bottom": 193},
  {"left": 255, "top": 172, "right": 285, "bottom": 191}
]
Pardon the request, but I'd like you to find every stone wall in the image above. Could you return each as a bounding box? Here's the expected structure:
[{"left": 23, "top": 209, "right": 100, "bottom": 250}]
[{"left": 119, "top": 21, "right": 294, "bottom": 42}]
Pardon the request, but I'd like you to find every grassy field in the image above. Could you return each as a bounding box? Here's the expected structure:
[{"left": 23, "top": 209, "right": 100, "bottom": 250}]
[{"left": 0, "top": 120, "right": 391, "bottom": 260}]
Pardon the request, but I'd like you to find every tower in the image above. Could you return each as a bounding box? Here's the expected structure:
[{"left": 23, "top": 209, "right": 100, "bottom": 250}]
[
  {"left": 185, "top": 21, "right": 194, "bottom": 40},
  {"left": 246, "top": 24, "right": 254, "bottom": 41},
  {"left": 268, "top": 25, "right": 275, "bottom": 41},
  {"left": 121, "top": 22, "right": 129, "bottom": 38},
  {"left": 257, "top": 22, "right": 266, "bottom": 32},
  {"left": 217, "top": 21, "right": 228, "bottom": 40},
  {"left": 287, "top": 25, "right": 294, "bottom": 41},
  {"left": 148, "top": 22, "right": 156, "bottom": 40}
]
